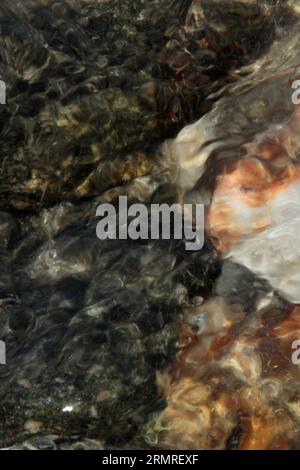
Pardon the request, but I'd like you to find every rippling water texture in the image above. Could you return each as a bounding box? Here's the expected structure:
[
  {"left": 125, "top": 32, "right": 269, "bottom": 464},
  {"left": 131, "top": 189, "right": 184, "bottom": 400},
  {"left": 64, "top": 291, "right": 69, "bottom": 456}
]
[{"left": 1, "top": 0, "right": 300, "bottom": 450}]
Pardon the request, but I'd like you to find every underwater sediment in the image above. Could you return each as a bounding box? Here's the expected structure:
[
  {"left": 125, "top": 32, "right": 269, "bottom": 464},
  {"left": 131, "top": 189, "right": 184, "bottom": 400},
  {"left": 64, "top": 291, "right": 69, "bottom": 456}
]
[{"left": 1, "top": 0, "right": 300, "bottom": 450}]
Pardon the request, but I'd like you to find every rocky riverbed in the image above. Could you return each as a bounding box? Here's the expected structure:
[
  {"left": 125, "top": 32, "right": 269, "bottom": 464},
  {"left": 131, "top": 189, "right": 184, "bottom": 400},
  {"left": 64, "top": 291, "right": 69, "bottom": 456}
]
[{"left": 1, "top": 0, "right": 300, "bottom": 450}]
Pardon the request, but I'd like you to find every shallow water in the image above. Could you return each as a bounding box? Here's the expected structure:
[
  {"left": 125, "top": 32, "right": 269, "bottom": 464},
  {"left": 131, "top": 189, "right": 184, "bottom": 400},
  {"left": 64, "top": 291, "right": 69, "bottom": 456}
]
[{"left": 1, "top": 0, "right": 300, "bottom": 450}]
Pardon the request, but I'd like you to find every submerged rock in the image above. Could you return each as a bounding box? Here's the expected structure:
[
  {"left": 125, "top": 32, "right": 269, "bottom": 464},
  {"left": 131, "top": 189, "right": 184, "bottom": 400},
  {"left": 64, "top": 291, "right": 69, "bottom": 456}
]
[
  {"left": 168, "top": 21, "right": 300, "bottom": 303},
  {"left": 0, "top": 0, "right": 216, "bottom": 211}
]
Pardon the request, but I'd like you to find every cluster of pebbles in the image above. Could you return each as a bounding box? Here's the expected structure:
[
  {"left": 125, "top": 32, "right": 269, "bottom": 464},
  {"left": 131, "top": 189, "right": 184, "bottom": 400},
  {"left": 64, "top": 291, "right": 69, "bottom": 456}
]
[{"left": 1, "top": 0, "right": 300, "bottom": 450}]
